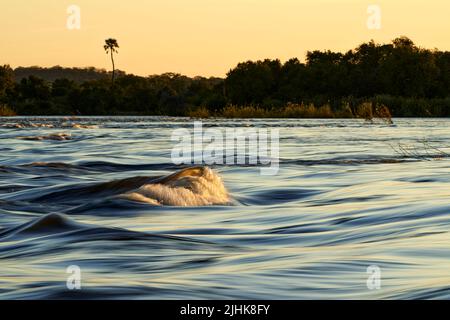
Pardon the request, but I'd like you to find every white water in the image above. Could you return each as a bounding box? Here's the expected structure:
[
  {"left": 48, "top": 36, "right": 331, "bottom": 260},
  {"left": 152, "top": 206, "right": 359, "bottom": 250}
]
[{"left": 122, "top": 167, "right": 230, "bottom": 206}]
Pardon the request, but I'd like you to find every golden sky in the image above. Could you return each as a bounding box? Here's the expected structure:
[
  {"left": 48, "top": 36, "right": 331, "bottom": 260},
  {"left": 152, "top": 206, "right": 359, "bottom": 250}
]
[{"left": 1, "top": 0, "right": 449, "bottom": 77}]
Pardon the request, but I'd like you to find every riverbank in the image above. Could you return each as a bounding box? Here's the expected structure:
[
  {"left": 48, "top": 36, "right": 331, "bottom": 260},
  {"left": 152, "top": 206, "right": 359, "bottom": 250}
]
[{"left": 188, "top": 102, "right": 393, "bottom": 121}]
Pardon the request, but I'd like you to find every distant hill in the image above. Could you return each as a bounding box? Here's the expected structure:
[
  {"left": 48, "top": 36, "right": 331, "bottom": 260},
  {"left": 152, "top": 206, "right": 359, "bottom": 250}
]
[{"left": 13, "top": 66, "right": 126, "bottom": 83}]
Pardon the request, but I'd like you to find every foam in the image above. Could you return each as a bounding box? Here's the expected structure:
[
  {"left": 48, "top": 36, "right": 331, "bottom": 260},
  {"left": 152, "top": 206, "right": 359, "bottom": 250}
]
[{"left": 121, "top": 167, "right": 230, "bottom": 206}]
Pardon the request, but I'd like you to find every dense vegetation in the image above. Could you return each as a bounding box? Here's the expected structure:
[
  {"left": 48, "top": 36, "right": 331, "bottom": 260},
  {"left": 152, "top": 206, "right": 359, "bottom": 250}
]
[
  {"left": 1, "top": 37, "right": 449, "bottom": 117},
  {"left": 13, "top": 66, "right": 126, "bottom": 83}
]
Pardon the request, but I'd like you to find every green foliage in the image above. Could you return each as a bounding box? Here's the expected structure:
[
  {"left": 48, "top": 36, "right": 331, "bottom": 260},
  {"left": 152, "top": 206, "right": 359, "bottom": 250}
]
[{"left": 1, "top": 37, "right": 450, "bottom": 117}]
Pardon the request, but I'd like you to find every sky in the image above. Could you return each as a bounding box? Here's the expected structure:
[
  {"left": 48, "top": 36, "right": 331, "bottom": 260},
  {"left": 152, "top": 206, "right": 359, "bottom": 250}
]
[{"left": 1, "top": 0, "right": 449, "bottom": 77}]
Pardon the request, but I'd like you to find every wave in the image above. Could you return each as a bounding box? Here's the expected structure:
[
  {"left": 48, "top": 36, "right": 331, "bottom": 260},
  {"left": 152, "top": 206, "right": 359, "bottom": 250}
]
[
  {"left": 280, "top": 157, "right": 409, "bottom": 166},
  {"left": 1, "top": 121, "right": 97, "bottom": 129},
  {"left": 21, "top": 162, "right": 82, "bottom": 169},
  {"left": 238, "top": 188, "right": 321, "bottom": 205},
  {"left": 18, "top": 133, "right": 72, "bottom": 141},
  {"left": 66, "top": 123, "right": 97, "bottom": 129},
  {"left": 0, "top": 213, "right": 86, "bottom": 239},
  {"left": 0, "top": 213, "right": 224, "bottom": 247},
  {"left": 15, "top": 161, "right": 181, "bottom": 173},
  {"left": 28, "top": 176, "right": 157, "bottom": 203},
  {"left": 120, "top": 167, "right": 230, "bottom": 206},
  {"left": 10, "top": 166, "right": 230, "bottom": 207}
]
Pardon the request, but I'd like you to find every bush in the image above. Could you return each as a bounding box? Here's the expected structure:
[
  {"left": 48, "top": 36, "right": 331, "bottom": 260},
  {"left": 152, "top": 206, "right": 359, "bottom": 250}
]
[
  {"left": 334, "top": 102, "right": 354, "bottom": 118},
  {"left": 356, "top": 102, "right": 374, "bottom": 121},
  {"left": 188, "top": 106, "right": 211, "bottom": 118},
  {"left": 0, "top": 104, "right": 16, "bottom": 116},
  {"left": 221, "top": 105, "right": 269, "bottom": 118}
]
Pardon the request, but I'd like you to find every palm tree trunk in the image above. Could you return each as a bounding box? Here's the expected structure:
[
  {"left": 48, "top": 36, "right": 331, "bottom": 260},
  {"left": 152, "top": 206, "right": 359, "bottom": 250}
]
[{"left": 110, "top": 51, "right": 115, "bottom": 85}]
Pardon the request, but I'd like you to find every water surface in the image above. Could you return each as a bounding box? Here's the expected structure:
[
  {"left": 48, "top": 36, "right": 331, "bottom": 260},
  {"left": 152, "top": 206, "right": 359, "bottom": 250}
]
[{"left": 0, "top": 117, "right": 449, "bottom": 299}]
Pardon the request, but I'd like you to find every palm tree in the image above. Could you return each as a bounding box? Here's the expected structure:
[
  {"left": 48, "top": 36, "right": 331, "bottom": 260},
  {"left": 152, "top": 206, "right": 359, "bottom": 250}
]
[{"left": 103, "top": 38, "right": 119, "bottom": 84}]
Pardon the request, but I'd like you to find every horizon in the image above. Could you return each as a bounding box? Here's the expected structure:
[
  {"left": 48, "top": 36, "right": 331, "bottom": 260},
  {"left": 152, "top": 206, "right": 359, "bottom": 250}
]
[
  {"left": 8, "top": 35, "right": 450, "bottom": 79},
  {"left": 2, "top": 0, "right": 450, "bottom": 77}
]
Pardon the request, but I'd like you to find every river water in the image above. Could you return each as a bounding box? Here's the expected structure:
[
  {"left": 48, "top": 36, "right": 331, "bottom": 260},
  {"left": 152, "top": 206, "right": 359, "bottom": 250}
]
[{"left": 0, "top": 117, "right": 449, "bottom": 299}]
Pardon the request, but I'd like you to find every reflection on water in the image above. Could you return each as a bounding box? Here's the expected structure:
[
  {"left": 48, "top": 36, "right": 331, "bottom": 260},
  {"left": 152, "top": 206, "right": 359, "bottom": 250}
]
[{"left": 0, "top": 117, "right": 449, "bottom": 299}]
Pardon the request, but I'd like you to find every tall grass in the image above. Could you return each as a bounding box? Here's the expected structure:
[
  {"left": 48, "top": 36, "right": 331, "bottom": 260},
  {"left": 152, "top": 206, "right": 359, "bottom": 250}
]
[
  {"left": 187, "top": 106, "right": 211, "bottom": 118},
  {"left": 354, "top": 101, "right": 393, "bottom": 123},
  {"left": 188, "top": 103, "right": 363, "bottom": 119}
]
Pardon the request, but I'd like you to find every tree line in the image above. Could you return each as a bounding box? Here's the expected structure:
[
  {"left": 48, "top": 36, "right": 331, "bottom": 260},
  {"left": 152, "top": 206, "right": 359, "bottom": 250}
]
[
  {"left": 1, "top": 37, "right": 449, "bottom": 117},
  {"left": 12, "top": 66, "right": 126, "bottom": 83}
]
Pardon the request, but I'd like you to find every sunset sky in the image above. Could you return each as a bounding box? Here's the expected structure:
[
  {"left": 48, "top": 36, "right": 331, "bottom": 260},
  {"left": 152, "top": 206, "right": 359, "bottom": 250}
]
[{"left": 1, "top": 0, "right": 449, "bottom": 77}]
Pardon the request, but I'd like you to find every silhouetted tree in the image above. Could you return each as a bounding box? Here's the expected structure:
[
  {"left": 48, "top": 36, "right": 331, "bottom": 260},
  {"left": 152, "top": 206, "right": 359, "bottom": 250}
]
[
  {"left": 225, "top": 59, "right": 282, "bottom": 106},
  {"left": 104, "top": 38, "right": 119, "bottom": 85},
  {"left": 14, "top": 66, "right": 125, "bottom": 83},
  {"left": 0, "top": 65, "right": 14, "bottom": 102}
]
